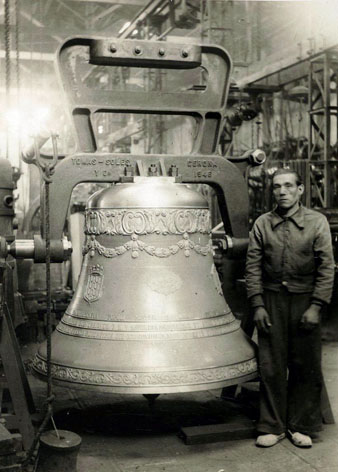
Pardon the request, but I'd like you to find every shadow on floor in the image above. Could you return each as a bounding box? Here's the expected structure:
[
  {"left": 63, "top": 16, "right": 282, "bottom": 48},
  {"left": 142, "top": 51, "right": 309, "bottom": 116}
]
[{"left": 51, "top": 390, "right": 259, "bottom": 437}]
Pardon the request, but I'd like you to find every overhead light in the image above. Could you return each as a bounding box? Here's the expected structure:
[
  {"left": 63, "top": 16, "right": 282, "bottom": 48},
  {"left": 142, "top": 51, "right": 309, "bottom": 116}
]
[
  {"left": 4, "top": 105, "right": 51, "bottom": 136},
  {"left": 118, "top": 21, "right": 131, "bottom": 35},
  {"left": 5, "top": 108, "right": 21, "bottom": 129}
]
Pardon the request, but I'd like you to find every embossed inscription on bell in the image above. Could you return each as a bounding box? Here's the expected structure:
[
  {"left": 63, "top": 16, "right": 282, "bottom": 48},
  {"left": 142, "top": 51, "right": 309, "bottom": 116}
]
[{"left": 33, "top": 178, "right": 258, "bottom": 393}]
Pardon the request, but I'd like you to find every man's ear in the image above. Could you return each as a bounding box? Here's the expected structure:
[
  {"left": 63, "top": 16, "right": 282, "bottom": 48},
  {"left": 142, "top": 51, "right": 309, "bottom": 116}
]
[{"left": 298, "top": 184, "right": 305, "bottom": 196}]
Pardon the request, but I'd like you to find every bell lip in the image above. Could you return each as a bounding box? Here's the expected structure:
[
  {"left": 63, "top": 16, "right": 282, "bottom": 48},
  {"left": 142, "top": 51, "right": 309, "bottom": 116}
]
[
  {"left": 32, "top": 351, "right": 258, "bottom": 394},
  {"left": 32, "top": 370, "right": 258, "bottom": 394}
]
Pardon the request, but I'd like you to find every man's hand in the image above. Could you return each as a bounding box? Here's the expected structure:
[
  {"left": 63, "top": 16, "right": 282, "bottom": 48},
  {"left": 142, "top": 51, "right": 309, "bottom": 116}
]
[
  {"left": 300, "top": 304, "right": 321, "bottom": 330},
  {"left": 254, "top": 306, "right": 272, "bottom": 334}
]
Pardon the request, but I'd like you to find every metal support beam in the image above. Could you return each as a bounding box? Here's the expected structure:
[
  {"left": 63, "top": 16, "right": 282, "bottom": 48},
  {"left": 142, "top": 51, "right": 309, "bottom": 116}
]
[
  {"left": 69, "top": 0, "right": 145, "bottom": 4},
  {"left": 118, "top": 0, "right": 168, "bottom": 39},
  {"left": 55, "top": 0, "right": 87, "bottom": 23},
  {"left": 91, "top": 4, "right": 120, "bottom": 24},
  {"left": 308, "top": 51, "right": 338, "bottom": 207},
  {"left": 0, "top": 50, "right": 54, "bottom": 61},
  {"left": 20, "top": 10, "right": 62, "bottom": 43},
  {"left": 237, "top": 41, "right": 338, "bottom": 88},
  {"left": 324, "top": 52, "right": 332, "bottom": 206}
]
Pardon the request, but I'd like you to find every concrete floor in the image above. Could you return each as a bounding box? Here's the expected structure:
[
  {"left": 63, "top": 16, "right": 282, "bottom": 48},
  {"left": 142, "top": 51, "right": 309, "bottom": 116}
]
[{"left": 24, "top": 341, "right": 338, "bottom": 472}]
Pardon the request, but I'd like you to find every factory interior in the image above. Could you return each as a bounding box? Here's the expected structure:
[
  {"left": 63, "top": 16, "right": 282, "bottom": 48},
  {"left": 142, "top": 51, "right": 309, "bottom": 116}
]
[{"left": 1, "top": 0, "right": 338, "bottom": 470}]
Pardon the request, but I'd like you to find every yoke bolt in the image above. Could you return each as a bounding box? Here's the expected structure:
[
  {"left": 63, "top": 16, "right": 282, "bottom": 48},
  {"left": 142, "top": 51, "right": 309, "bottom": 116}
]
[
  {"left": 149, "top": 164, "right": 158, "bottom": 176},
  {"left": 169, "top": 165, "right": 178, "bottom": 177}
]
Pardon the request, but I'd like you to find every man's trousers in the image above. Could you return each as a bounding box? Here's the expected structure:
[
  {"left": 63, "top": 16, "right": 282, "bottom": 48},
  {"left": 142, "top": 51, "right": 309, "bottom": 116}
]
[{"left": 257, "top": 288, "right": 323, "bottom": 435}]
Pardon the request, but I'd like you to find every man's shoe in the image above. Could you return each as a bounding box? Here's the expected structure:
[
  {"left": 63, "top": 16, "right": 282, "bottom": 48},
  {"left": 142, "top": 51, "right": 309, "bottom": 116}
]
[
  {"left": 288, "top": 430, "right": 312, "bottom": 448},
  {"left": 256, "top": 433, "right": 286, "bottom": 447}
]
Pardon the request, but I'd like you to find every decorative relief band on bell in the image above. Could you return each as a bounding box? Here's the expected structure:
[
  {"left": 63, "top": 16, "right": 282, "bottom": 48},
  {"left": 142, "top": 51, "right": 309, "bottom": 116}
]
[
  {"left": 65, "top": 307, "right": 233, "bottom": 322},
  {"left": 85, "top": 209, "right": 211, "bottom": 236},
  {"left": 61, "top": 313, "right": 236, "bottom": 332},
  {"left": 56, "top": 319, "right": 241, "bottom": 340},
  {"left": 33, "top": 357, "right": 257, "bottom": 387},
  {"left": 83, "top": 233, "right": 211, "bottom": 259}
]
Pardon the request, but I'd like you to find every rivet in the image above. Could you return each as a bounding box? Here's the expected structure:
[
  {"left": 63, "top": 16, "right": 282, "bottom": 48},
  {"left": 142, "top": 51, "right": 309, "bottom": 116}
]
[
  {"left": 158, "top": 48, "right": 165, "bottom": 56},
  {"left": 181, "top": 50, "right": 189, "bottom": 58},
  {"left": 134, "top": 46, "right": 142, "bottom": 55},
  {"left": 109, "top": 44, "right": 117, "bottom": 53}
]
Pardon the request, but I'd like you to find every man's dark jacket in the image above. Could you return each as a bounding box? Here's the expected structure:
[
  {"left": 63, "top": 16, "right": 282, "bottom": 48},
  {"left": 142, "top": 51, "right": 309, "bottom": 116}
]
[{"left": 246, "top": 205, "right": 335, "bottom": 307}]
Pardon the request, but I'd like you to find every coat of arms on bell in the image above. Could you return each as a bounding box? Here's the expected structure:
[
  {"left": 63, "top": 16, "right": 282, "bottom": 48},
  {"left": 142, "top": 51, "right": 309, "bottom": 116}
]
[{"left": 84, "top": 264, "right": 104, "bottom": 303}]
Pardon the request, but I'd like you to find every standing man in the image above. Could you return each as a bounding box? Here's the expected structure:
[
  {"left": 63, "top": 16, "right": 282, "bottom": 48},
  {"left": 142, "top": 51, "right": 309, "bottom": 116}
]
[{"left": 246, "top": 168, "right": 335, "bottom": 448}]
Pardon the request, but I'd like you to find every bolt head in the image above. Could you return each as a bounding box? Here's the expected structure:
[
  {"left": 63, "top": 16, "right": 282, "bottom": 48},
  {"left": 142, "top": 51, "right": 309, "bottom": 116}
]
[
  {"left": 134, "top": 46, "right": 142, "bottom": 55},
  {"left": 252, "top": 149, "right": 266, "bottom": 164},
  {"left": 181, "top": 50, "right": 189, "bottom": 58},
  {"left": 158, "top": 48, "right": 165, "bottom": 56},
  {"left": 109, "top": 44, "right": 117, "bottom": 53}
]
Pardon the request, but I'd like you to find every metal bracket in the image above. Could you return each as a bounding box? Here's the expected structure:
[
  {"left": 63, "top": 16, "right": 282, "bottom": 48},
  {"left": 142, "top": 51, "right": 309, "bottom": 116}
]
[{"left": 90, "top": 39, "right": 201, "bottom": 68}]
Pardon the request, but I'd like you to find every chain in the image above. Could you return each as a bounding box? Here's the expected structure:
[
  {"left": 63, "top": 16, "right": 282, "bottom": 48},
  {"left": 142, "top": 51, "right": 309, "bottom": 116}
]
[
  {"left": 22, "top": 178, "right": 54, "bottom": 467},
  {"left": 22, "top": 136, "right": 59, "bottom": 467},
  {"left": 14, "top": 0, "right": 20, "bottom": 94},
  {"left": 14, "top": 0, "right": 21, "bottom": 166},
  {"left": 4, "top": 0, "right": 11, "bottom": 160},
  {"left": 45, "top": 171, "right": 53, "bottom": 407}
]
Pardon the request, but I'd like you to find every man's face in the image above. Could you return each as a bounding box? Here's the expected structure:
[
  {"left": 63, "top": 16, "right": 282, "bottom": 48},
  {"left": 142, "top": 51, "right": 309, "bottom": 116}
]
[{"left": 272, "top": 173, "right": 304, "bottom": 210}]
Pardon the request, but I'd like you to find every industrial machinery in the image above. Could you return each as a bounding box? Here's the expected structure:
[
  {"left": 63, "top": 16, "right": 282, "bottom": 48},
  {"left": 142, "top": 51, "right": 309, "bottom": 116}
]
[
  {"left": 1, "top": 37, "right": 265, "bottom": 395},
  {"left": 0, "top": 159, "right": 36, "bottom": 452}
]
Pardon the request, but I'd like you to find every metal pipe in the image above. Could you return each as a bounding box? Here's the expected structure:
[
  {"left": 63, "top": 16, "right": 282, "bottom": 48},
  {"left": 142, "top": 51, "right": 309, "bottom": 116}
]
[
  {"left": 8, "top": 239, "right": 35, "bottom": 258},
  {"left": 7, "top": 238, "right": 72, "bottom": 262},
  {"left": 21, "top": 129, "right": 50, "bottom": 163},
  {"left": 212, "top": 235, "right": 249, "bottom": 258}
]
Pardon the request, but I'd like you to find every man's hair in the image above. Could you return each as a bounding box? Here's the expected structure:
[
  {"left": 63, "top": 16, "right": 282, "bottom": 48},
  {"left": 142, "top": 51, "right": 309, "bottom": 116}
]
[{"left": 272, "top": 168, "right": 303, "bottom": 186}]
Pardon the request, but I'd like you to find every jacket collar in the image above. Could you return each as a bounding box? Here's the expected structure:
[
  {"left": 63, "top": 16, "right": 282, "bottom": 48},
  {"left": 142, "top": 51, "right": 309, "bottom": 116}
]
[{"left": 271, "top": 204, "right": 305, "bottom": 230}]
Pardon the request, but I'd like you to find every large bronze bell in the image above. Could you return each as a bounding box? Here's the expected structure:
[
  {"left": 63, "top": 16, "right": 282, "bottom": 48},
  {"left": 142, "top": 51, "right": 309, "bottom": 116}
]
[{"left": 33, "top": 177, "right": 257, "bottom": 393}]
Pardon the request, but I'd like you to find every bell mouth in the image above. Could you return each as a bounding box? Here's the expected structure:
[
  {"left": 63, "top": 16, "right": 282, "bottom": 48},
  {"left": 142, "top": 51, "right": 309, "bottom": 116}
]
[{"left": 32, "top": 316, "right": 258, "bottom": 394}]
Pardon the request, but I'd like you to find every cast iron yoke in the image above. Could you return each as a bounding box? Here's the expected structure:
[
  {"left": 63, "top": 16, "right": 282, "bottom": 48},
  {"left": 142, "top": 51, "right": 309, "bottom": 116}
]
[{"left": 47, "top": 36, "right": 250, "bottom": 241}]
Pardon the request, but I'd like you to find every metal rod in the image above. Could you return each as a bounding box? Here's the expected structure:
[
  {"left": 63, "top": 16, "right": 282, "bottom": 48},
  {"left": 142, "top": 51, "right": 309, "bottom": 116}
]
[
  {"left": 51, "top": 416, "right": 60, "bottom": 440},
  {"left": 323, "top": 52, "right": 331, "bottom": 206}
]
